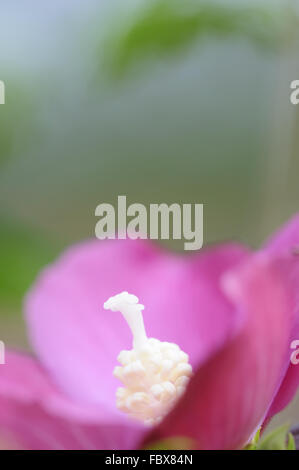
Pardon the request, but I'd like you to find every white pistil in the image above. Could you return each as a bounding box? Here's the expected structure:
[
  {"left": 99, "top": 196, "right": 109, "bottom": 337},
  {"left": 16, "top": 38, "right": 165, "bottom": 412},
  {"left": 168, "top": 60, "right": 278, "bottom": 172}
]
[
  {"left": 104, "top": 291, "right": 193, "bottom": 425},
  {"left": 104, "top": 292, "right": 147, "bottom": 351}
]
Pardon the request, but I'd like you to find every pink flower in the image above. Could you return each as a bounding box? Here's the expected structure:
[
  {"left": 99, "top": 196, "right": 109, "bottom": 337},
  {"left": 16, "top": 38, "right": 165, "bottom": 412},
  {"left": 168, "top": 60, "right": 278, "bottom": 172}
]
[{"left": 0, "top": 215, "right": 299, "bottom": 450}]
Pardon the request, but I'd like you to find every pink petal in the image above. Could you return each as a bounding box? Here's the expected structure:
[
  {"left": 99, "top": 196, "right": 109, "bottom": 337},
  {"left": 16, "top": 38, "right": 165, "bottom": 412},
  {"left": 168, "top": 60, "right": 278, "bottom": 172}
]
[
  {"left": 0, "top": 351, "right": 145, "bottom": 450},
  {"left": 25, "top": 239, "right": 249, "bottom": 408},
  {"left": 263, "top": 213, "right": 299, "bottom": 256},
  {"left": 262, "top": 214, "right": 299, "bottom": 420},
  {"left": 145, "top": 255, "right": 295, "bottom": 449}
]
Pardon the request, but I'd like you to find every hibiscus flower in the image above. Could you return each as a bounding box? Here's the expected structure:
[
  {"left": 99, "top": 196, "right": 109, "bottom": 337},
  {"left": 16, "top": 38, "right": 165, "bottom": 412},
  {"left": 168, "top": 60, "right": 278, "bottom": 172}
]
[{"left": 0, "top": 214, "right": 299, "bottom": 450}]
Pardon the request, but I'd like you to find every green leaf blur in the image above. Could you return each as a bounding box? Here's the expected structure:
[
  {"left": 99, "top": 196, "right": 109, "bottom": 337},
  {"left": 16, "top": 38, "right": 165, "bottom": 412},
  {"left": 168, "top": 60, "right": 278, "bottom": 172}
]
[{"left": 103, "top": 0, "right": 298, "bottom": 78}]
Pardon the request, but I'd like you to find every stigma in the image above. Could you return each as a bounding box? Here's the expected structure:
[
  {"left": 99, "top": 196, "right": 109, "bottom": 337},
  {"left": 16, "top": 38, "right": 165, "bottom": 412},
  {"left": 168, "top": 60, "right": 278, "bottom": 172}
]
[{"left": 104, "top": 291, "right": 192, "bottom": 426}]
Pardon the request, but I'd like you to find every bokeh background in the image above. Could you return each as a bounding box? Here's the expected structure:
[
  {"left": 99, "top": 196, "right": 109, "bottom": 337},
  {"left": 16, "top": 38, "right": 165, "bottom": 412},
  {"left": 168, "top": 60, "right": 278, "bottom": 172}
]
[{"left": 0, "top": 0, "right": 299, "bottom": 435}]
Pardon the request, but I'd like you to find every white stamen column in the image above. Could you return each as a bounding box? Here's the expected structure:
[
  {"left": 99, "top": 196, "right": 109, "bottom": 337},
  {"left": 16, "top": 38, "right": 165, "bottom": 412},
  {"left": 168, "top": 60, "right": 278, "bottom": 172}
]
[{"left": 104, "top": 292, "right": 193, "bottom": 426}]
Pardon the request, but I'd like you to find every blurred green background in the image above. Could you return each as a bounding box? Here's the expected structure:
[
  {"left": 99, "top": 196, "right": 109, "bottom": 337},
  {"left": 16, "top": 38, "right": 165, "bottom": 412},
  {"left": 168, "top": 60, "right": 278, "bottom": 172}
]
[{"left": 0, "top": 0, "right": 299, "bottom": 429}]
